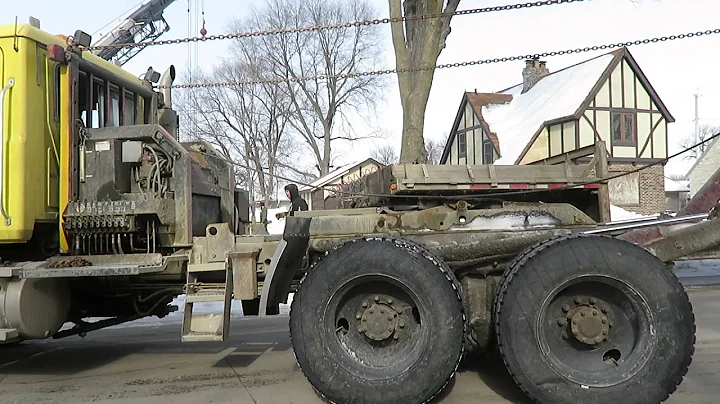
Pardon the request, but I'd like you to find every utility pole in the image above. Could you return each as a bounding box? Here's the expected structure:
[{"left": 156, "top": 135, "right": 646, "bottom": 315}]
[{"left": 694, "top": 92, "right": 700, "bottom": 144}]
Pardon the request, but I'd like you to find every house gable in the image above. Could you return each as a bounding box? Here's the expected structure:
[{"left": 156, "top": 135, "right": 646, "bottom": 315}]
[
  {"left": 440, "top": 92, "right": 506, "bottom": 165},
  {"left": 687, "top": 136, "right": 720, "bottom": 197},
  {"left": 512, "top": 47, "right": 673, "bottom": 165}
]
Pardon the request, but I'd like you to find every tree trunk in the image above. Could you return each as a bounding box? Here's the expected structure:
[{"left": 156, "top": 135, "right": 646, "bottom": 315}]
[
  {"left": 399, "top": 71, "right": 434, "bottom": 163},
  {"left": 390, "top": 0, "right": 459, "bottom": 164}
]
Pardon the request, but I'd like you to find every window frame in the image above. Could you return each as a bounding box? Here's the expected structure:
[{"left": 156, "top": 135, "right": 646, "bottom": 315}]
[
  {"left": 612, "top": 112, "right": 637, "bottom": 147},
  {"left": 482, "top": 139, "right": 494, "bottom": 164},
  {"left": 457, "top": 132, "right": 467, "bottom": 159}
]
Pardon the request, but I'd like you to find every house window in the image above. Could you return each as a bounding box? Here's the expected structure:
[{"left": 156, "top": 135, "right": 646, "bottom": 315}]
[
  {"left": 458, "top": 132, "right": 467, "bottom": 158},
  {"left": 612, "top": 112, "right": 636, "bottom": 146},
  {"left": 482, "top": 140, "right": 493, "bottom": 164}
]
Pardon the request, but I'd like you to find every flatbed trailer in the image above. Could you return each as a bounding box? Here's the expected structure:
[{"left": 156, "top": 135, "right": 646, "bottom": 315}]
[{"left": 1, "top": 22, "right": 717, "bottom": 404}]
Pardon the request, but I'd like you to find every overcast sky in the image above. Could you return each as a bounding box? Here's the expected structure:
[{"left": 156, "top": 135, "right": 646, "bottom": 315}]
[{"left": 8, "top": 0, "right": 720, "bottom": 177}]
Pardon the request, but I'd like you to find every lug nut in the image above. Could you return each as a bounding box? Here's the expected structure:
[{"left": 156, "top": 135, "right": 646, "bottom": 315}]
[
  {"left": 601, "top": 308, "right": 607, "bottom": 314},
  {"left": 362, "top": 302, "right": 369, "bottom": 308},
  {"left": 572, "top": 319, "right": 578, "bottom": 325},
  {"left": 399, "top": 320, "right": 406, "bottom": 328},
  {"left": 574, "top": 297, "right": 582, "bottom": 304},
  {"left": 557, "top": 318, "right": 566, "bottom": 326},
  {"left": 393, "top": 334, "right": 399, "bottom": 340},
  {"left": 594, "top": 337, "right": 603, "bottom": 344},
  {"left": 592, "top": 310, "right": 598, "bottom": 316},
  {"left": 602, "top": 330, "right": 608, "bottom": 335},
  {"left": 388, "top": 315, "right": 393, "bottom": 321},
  {"left": 581, "top": 312, "right": 586, "bottom": 317},
  {"left": 397, "top": 307, "right": 404, "bottom": 314},
  {"left": 562, "top": 305, "right": 570, "bottom": 313},
  {"left": 356, "top": 313, "right": 362, "bottom": 320},
  {"left": 375, "top": 296, "right": 380, "bottom": 302},
  {"left": 589, "top": 298, "right": 597, "bottom": 304},
  {"left": 562, "top": 332, "right": 569, "bottom": 339},
  {"left": 601, "top": 318, "right": 607, "bottom": 324},
  {"left": 380, "top": 309, "right": 385, "bottom": 314},
  {"left": 369, "top": 309, "right": 374, "bottom": 314},
  {"left": 388, "top": 298, "right": 394, "bottom": 304},
  {"left": 388, "top": 326, "right": 394, "bottom": 332},
  {"left": 358, "top": 327, "right": 365, "bottom": 333}
]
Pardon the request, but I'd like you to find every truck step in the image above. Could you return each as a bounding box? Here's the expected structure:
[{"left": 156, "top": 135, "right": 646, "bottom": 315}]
[
  {"left": 0, "top": 328, "right": 18, "bottom": 341},
  {"left": 185, "top": 293, "right": 227, "bottom": 303},
  {"left": 182, "top": 260, "right": 233, "bottom": 342}
]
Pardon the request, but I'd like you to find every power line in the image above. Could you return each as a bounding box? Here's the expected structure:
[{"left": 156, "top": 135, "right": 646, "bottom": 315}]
[
  {"left": 87, "top": 0, "right": 589, "bottom": 52},
  {"left": 209, "top": 130, "right": 720, "bottom": 201}
]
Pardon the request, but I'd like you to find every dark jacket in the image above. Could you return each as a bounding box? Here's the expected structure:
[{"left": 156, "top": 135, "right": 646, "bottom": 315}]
[{"left": 285, "top": 184, "right": 308, "bottom": 216}]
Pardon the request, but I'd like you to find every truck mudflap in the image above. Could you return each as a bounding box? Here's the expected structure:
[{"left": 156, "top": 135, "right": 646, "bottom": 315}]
[{"left": 258, "top": 216, "right": 311, "bottom": 315}]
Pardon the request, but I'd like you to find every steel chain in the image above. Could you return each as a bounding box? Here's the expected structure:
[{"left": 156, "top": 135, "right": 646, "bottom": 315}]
[
  {"left": 165, "top": 28, "right": 720, "bottom": 89},
  {"left": 88, "top": 0, "right": 587, "bottom": 51}
]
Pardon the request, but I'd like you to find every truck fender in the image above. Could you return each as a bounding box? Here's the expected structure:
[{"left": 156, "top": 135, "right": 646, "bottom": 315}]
[{"left": 258, "top": 216, "right": 311, "bottom": 315}]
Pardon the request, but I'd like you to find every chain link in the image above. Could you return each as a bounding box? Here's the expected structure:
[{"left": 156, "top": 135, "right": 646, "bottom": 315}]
[
  {"left": 165, "top": 28, "right": 720, "bottom": 89},
  {"left": 88, "top": 0, "right": 587, "bottom": 51}
]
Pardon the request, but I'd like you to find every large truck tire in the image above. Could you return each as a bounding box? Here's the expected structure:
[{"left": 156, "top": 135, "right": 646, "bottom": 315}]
[
  {"left": 289, "top": 236, "right": 465, "bottom": 404},
  {"left": 494, "top": 234, "right": 695, "bottom": 404}
]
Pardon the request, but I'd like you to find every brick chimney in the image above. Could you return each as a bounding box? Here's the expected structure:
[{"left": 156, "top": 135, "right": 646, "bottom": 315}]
[{"left": 522, "top": 58, "right": 549, "bottom": 94}]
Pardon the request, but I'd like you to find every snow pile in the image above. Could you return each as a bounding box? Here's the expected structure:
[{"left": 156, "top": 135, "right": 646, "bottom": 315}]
[
  {"left": 610, "top": 204, "right": 649, "bottom": 221},
  {"left": 483, "top": 54, "right": 615, "bottom": 165}
]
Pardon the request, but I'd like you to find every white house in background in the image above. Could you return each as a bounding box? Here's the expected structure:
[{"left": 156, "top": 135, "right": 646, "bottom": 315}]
[
  {"left": 687, "top": 136, "right": 720, "bottom": 198},
  {"left": 440, "top": 47, "right": 674, "bottom": 216},
  {"left": 664, "top": 177, "right": 690, "bottom": 213},
  {"left": 298, "top": 157, "right": 383, "bottom": 210}
]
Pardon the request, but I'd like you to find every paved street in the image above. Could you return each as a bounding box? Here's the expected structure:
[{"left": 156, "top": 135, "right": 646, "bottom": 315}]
[{"left": 0, "top": 287, "right": 718, "bottom": 404}]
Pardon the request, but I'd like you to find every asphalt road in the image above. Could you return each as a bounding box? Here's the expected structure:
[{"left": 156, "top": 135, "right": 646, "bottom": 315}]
[{"left": 0, "top": 287, "right": 718, "bottom": 404}]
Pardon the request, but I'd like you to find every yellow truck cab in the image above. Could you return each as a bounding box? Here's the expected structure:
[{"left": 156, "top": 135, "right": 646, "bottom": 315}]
[{"left": 0, "top": 23, "right": 148, "bottom": 253}]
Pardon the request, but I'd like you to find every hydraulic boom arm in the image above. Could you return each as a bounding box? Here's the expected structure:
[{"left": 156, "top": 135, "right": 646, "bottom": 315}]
[{"left": 91, "top": 0, "right": 176, "bottom": 66}]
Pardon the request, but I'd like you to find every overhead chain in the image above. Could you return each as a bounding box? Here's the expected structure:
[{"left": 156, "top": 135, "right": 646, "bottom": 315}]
[
  {"left": 88, "top": 0, "right": 588, "bottom": 52},
  {"left": 165, "top": 28, "right": 720, "bottom": 89}
]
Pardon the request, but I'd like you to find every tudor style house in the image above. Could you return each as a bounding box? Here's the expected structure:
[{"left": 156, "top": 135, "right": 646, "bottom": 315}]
[{"left": 440, "top": 47, "right": 674, "bottom": 215}]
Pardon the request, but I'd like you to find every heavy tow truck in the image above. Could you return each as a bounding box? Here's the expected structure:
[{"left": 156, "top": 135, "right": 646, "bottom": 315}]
[{"left": 1, "top": 21, "right": 717, "bottom": 404}]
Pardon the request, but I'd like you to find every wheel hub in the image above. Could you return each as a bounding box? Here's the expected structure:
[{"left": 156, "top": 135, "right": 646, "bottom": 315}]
[
  {"left": 569, "top": 306, "right": 610, "bottom": 345},
  {"left": 357, "top": 296, "right": 403, "bottom": 341}
]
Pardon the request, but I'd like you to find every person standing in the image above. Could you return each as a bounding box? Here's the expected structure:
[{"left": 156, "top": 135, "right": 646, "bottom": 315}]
[{"left": 277, "top": 184, "right": 308, "bottom": 219}]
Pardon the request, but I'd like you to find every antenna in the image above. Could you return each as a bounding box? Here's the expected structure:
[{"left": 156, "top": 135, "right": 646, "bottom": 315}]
[{"left": 13, "top": 16, "right": 19, "bottom": 52}]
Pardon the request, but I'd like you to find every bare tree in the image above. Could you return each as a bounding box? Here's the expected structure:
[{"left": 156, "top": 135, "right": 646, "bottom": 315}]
[
  {"left": 425, "top": 137, "right": 444, "bottom": 165},
  {"left": 371, "top": 143, "right": 399, "bottom": 165},
  {"left": 175, "top": 60, "right": 295, "bottom": 205},
  {"left": 679, "top": 124, "right": 720, "bottom": 161},
  {"left": 236, "top": 0, "right": 388, "bottom": 177},
  {"left": 667, "top": 173, "right": 688, "bottom": 181}
]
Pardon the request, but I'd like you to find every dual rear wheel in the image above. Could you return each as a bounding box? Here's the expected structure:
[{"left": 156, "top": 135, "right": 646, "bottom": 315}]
[{"left": 289, "top": 235, "right": 694, "bottom": 404}]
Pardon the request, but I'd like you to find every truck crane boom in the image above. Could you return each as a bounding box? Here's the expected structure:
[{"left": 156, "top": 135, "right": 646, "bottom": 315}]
[{"left": 91, "top": 0, "right": 176, "bottom": 66}]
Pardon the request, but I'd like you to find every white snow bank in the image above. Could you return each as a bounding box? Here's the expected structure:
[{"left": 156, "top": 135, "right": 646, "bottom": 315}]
[
  {"left": 610, "top": 204, "right": 649, "bottom": 221},
  {"left": 250, "top": 207, "right": 288, "bottom": 235},
  {"left": 485, "top": 54, "right": 615, "bottom": 165}
]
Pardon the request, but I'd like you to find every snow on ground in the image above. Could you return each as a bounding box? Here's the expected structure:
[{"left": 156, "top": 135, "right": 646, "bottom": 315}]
[
  {"left": 610, "top": 204, "right": 650, "bottom": 221},
  {"left": 484, "top": 54, "right": 615, "bottom": 165}
]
